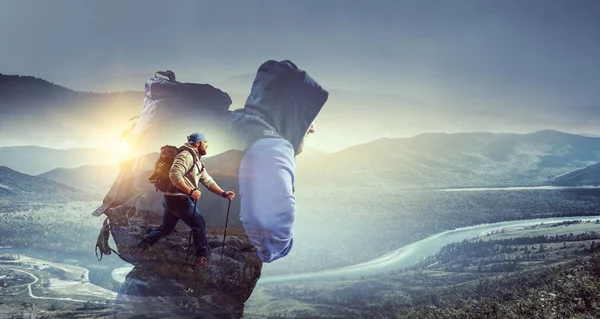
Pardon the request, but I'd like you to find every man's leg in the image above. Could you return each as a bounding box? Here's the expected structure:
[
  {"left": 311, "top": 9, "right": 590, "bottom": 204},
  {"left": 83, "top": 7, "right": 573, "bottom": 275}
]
[
  {"left": 175, "top": 196, "right": 209, "bottom": 258},
  {"left": 138, "top": 196, "right": 179, "bottom": 249}
]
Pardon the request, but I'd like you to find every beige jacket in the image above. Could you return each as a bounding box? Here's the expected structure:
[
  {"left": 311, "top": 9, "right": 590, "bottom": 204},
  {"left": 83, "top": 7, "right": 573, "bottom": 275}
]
[{"left": 166, "top": 143, "right": 215, "bottom": 196}]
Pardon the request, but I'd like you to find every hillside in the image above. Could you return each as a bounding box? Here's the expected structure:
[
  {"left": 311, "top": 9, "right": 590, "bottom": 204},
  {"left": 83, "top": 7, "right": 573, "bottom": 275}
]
[
  {"left": 0, "top": 74, "right": 142, "bottom": 115},
  {"left": 552, "top": 163, "right": 600, "bottom": 186},
  {"left": 0, "top": 166, "right": 78, "bottom": 195},
  {"left": 37, "top": 164, "right": 120, "bottom": 194},
  {"left": 296, "top": 130, "right": 600, "bottom": 189},
  {"left": 0, "top": 74, "right": 143, "bottom": 148},
  {"left": 0, "top": 146, "right": 119, "bottom": 175},
  {"left": 0, "top": 166, "right": 91, "bottom": 212},
  {"left": 3, "top": 74, "right": 600, "bottom": 192},
  {"left": 5, "top": 129, "right": 600, "bottom": 194}
]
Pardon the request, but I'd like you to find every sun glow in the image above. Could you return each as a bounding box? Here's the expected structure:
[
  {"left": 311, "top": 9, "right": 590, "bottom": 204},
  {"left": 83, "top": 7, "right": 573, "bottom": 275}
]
[
  {"left": 108, "top": 140, "right": 131, "bottom": 162},
  {"left": 115, "top": 140, "right": 130, "bottom": 154}
]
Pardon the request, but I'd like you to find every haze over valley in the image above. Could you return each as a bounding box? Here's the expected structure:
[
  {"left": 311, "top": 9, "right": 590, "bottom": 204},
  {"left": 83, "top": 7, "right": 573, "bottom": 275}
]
[{"left": 2, "top": 74, "right": 600, "bottom": 318}]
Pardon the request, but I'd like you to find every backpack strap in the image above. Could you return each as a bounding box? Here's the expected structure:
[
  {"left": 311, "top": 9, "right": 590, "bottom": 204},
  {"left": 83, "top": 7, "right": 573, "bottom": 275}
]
[
  {"left": 95, "top": 217, "right": 128, "bottom": 263},
  {"left": 177, "top": 146, "right": 204, "bottom": 176},
  {"left": 197, "top": 159, "right": 205, "bottom": 175}
]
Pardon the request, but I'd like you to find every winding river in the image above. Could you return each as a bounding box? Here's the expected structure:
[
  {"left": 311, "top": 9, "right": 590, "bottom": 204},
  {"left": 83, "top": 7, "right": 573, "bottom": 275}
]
[
  {"left": 4, "top": 185, "right": 600, "bottom": 286},
  {"left": 110, "top": 215, "right": 600, "bottom": 284},
  {"left": 439, "top": 185, "right": 600, "bottom": 192}
]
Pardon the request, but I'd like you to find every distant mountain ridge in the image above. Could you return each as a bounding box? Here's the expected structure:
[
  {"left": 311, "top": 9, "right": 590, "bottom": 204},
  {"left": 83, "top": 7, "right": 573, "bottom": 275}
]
[
  {"left": 0, "top": 146, "right": 120, "bottom": 175},
  {"left": 37, "top": 164, "right": 120, "bottom": 194},
  {"left": 3, "top": 83, "right": 600, "bottom": 193},
  {"left": 0, "top": 73, "right": 142, "bottom": 148},
  {"left": 0, "top": 165, "right": 75, "bottom": 194},
  {"left": 0, "top": 73, "right": 141, "bottom": 114},
  {"left": 0, "top": 166, "right": 92, "bottom": 212},
  {"left": 552, "top": 163, "right": 600, "bottom": 186},
  {"left": 296, "top": 130, "right": 600, "bottom": 189},
  {"left": 5, "top": 130, "right": 600, "bottom": 191}
]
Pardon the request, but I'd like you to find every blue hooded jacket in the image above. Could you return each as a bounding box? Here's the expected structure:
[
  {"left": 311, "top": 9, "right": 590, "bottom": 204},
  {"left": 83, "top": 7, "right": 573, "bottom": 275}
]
[{"left": 228, "top": 60, "right": 328, "bottom": 262}]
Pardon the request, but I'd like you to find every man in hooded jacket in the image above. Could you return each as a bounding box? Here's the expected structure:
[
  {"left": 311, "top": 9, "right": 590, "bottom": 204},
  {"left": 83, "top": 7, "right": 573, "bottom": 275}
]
[
  {"left": 228, "top": 59, "right": 329, "bottom": 263},
  {"left": 111, "top": 60, "right": 328, "bottom": 318}
]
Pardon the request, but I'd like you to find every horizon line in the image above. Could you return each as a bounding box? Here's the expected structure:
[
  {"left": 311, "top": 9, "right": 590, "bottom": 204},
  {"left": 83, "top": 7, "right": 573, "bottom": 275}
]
[{"left": 1, "top": 129, "right": 597, "bottom": 152}]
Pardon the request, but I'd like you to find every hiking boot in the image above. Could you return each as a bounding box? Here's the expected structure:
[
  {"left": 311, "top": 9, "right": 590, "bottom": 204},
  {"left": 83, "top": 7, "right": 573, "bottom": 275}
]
[{"left": 195, "top": 256, "right": 209, "bottom": 267}]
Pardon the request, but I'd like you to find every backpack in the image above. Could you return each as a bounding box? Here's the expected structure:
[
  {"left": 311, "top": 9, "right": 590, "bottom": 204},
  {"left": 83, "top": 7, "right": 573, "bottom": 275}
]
[
  {"left": 129, "top": 70, "right": 232, "bottom": 137},
  {"left": 148, "top": 145, "right": 204, "bottom": 193}
]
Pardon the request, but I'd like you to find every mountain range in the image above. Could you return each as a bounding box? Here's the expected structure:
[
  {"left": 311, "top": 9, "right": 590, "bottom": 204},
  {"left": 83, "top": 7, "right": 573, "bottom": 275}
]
[
  {"left": 1, "top": 130, "right": 599, "bottom": 197},
  {"left": 37, "top": 164, "right": 120, "bottom": 194},
  {"left": 294, "top": 129, "right": 600, "bottom": 189},
  {"left": 6, "top": 72, "right": 576, "bottom": 153},
  {"left": 0, "top": 165, "right": 76, "bottom": 196},
  {"left": 0, "top": 74, "right": 141, "bottom": 148},
  {"left": 0, "top": 166, "right": 91, "bottom": 212},
  {"left": 0, "top": 146, "right": 119, "bottom": 175},
  {"left": 3, "top": 73, "right": 600, "bottom": 190},
  {"left": 552, "top": 163, "right": 600, "bottom": 186}
]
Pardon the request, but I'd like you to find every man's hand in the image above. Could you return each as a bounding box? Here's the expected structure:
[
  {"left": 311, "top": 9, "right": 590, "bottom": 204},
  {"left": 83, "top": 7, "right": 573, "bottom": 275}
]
[
  {"left": 211, "top": 183, "right": 236, "bottom": 200},
  {"left": 223, "top": 191, "right": 235, "bottom": 200},
  {"left": 190, "top": 189, "right": 201, "bottom": 200}
]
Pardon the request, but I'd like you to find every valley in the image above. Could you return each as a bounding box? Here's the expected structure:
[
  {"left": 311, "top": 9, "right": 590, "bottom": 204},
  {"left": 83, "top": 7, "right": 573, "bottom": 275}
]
[
  {"left": 0, "top": 255, "right": 116, "bottom": 318},
  {"left": 3, "top": 186, "right": 600, "bottom": 318},
  {"left": 244, "top": 221, "right": 600, "bottom": 318},
  {"left": 2, "top": 129, "right": 600, "bottom": 317}
]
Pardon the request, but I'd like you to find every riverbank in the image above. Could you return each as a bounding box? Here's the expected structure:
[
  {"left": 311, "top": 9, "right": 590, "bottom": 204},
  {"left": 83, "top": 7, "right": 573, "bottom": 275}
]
[
  {"left": 0, "top": 254, "right": 117, "bottom": 301},
  {"left": 243, "top": 220, "right": 600, "bottom": 318},
  {"left": 112, "top": 215, "right": 600, "bottom": 288},
  {"left": 439, "top": 185, "right": 600, "bottom": 192},
  {"left": 252, "top": 215, "right": 600, "bottom": 284}
]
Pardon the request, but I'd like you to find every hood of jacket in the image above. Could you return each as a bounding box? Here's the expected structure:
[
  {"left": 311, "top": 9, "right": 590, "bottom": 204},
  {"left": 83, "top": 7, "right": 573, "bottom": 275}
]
[{"left": 230, "top": 60, "right": 328, "bottom": 155}]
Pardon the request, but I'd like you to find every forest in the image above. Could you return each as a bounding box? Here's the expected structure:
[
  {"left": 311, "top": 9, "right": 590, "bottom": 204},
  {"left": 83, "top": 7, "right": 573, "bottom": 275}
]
[
  {"left": 264, "top": 187, "right": 600, "bottom": 275},
  {"left": 257, "top": 231, "right": 600, "bottom": 319}
]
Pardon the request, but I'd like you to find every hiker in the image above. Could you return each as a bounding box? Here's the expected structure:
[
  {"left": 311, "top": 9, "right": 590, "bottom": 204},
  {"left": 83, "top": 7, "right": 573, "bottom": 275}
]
[
  {"left": 133, "top": 132, "right": 235, "bottom": 266},
  {"left": 228, "top": 59, "right": 329, "bottom": 263},
  {"left": 95, "top": 61, "right": 327, "bottom": 318}
]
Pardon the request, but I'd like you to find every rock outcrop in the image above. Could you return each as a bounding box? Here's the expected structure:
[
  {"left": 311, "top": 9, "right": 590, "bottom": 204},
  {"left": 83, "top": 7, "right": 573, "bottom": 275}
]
[{"left": 92, "top": 75, "right": 261, "bottom": 318}]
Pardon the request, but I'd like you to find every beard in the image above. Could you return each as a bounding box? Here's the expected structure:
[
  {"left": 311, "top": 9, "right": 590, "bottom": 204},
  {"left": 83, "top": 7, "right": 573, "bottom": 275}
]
[{"left": 297, "top": 136, "right": 307, "bottom": 155}]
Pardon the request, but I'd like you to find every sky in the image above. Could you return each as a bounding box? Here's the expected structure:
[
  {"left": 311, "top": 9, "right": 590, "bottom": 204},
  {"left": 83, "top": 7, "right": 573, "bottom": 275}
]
[{"left": 0, "top": 0, "right": 599, "bottom": 151}]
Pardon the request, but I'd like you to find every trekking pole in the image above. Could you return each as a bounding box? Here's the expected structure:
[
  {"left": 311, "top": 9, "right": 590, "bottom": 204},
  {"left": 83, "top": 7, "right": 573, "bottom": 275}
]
[
  {"left": 185, "top": 198, "right": 198, "bottom": 265},
  {"left": 220, "top": 188, "right": 234, "bottom": 262}
]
